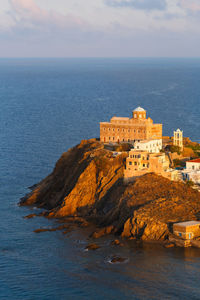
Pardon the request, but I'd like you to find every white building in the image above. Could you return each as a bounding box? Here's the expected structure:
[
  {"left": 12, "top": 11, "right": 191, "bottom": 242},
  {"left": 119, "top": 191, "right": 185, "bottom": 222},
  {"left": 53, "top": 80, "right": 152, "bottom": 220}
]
[
  {"left": 182, "top": 158, "right": 200, "bottom": 184},
  {"left": 173, "top": 129, "right": 183, "bottom": 151},
  {"left": 133, "top": 139, "right": 162, "bottom": 153},
  {"left": 186, "top": 159, "right": 200, "bottom": 171}
]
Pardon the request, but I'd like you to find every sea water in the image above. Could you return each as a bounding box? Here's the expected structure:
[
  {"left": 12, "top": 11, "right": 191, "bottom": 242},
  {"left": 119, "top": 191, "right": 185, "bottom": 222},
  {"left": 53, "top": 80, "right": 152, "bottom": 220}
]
[{"left": 0, "top": 58, "right": 200, "bottom": 299}]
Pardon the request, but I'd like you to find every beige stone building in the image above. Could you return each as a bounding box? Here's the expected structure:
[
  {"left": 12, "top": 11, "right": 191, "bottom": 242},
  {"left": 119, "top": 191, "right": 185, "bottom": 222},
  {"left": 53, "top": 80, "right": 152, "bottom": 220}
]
[
  {"left": 124, "top": 149, "right": 178, "bottom": 182},
  {"left": 100, "top": 107, "right": 162, "bottom": 143},
  {"left": 173, "top": 221, "right": 200, "bottom": 240}
]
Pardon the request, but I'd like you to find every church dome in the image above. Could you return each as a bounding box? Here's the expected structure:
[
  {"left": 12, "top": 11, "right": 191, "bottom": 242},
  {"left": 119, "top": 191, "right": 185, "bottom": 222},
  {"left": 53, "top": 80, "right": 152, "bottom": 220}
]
[{"left": 134, "top": 106, "right": 146, "bottom": 112}]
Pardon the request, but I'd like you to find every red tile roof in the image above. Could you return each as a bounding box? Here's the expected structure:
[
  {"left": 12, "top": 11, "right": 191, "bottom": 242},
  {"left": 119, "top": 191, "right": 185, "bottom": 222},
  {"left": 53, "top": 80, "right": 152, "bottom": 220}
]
[{"left": 187, "top": 158, "right": 200, "bottom": 163}]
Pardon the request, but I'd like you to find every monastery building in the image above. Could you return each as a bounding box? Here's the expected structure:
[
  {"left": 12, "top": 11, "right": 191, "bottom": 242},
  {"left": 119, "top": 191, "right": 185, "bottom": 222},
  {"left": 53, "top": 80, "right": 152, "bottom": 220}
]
[{"left": 100, "top": 107, "right": 162, "bottom": 143}]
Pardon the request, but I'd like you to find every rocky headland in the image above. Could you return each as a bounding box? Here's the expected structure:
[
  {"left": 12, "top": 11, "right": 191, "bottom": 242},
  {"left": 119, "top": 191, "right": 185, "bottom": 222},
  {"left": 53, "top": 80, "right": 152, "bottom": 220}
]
[{"left": 20, "top": 139, "right": 200, "bottom": 243}]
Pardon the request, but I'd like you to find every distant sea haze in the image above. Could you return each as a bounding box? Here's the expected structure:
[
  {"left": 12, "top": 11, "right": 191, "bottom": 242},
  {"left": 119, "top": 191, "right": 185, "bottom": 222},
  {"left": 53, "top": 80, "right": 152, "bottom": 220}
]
[{"left": 0, "top": 58, "right": 200, "bottom": 300}]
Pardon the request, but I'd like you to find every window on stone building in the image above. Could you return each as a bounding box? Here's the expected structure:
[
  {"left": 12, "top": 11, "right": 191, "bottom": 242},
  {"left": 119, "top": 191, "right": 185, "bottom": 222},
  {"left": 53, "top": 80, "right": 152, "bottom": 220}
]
[
  {"left": 134, "top": 162, "right": 137, "bottom": 166},
  {"left": 129, "top": 162, "right": 132, "bottom": 165},
  {"left": 143, "top": 164, "right": 145, "bottom": 167},
  {"left": 109, "top": 137, "right": 111, "bottom": 140}
]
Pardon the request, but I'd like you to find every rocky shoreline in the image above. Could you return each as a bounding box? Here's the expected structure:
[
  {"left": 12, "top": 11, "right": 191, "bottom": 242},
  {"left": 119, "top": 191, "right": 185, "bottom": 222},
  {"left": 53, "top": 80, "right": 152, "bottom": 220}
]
[{"left": 20, "top": 139, "right": 200, "bottom": 247}]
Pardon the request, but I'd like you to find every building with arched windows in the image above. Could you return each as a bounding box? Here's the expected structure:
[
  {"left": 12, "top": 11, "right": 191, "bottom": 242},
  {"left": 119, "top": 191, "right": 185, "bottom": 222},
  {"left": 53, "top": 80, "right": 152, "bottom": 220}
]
[
  {"left": 173, "top": 128, "right": 183, "bottom": 151},
  {"left": 100, "top": 107, "right": 162, "bottom": 143}
]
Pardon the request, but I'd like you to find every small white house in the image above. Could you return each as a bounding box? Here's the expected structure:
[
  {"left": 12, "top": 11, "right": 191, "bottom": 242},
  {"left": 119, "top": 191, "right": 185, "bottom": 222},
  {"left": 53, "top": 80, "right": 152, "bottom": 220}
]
[
  {"left": 182, "top": 158, "right": 200, "bottom": 184},
  {"left": 186, "top": 159, "right": 200, "bottom": 171},
  {"left": 134, "top": 139, "right": 162, "bottom": 153}
]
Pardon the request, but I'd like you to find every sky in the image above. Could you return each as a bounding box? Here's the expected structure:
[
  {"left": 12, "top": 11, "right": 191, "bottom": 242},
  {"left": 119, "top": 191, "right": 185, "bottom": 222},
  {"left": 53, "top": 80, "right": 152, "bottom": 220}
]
[{"left": 0, "top": 0, "right": 200, "bottom": 57}]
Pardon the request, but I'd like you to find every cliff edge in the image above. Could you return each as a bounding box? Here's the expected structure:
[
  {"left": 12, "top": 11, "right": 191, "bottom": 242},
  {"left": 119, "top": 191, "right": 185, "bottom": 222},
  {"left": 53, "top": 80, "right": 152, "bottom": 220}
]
[{"left": 20, "top": 139, "right": 200, "bottom": 241}]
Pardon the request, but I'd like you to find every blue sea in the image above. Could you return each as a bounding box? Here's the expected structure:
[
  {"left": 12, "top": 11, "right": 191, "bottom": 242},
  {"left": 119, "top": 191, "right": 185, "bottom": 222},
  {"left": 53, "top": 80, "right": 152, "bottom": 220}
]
[{"left": 1, "top": 58, "right": 200, "bottom": 300}]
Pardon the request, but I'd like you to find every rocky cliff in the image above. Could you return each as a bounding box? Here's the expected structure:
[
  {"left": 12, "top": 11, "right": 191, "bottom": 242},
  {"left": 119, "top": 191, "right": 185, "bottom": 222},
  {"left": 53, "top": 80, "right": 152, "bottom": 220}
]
[{"left": 20, "top": 139, "right": 200, "bottom": 241}]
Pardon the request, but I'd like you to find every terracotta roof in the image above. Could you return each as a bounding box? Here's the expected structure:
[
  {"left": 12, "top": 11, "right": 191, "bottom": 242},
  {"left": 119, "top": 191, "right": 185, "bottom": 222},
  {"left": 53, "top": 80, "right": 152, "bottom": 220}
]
[{"left": 187, "top": 158, "right": 200, "bottom": 163}]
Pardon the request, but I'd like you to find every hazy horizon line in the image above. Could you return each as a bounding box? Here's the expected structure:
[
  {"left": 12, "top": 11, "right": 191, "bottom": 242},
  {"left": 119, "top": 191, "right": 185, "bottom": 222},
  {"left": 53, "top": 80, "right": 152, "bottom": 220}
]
[{"left": 0, "top": 56, "right": 200, "bottom": 59}]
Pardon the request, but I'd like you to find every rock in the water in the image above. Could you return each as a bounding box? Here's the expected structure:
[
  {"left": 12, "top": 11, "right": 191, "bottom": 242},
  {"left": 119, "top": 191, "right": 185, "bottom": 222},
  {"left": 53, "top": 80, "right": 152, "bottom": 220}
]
[
  {"left": 34, "top": 228, "right": 51, "bottom": 233},
  {"left": 109, "top": 256, "right": 127, "bottom": 263},
  {"left": 85, "top": 243, "right": 100, "bottom": 251},
  {"left": 24, "top": 213, "right": 37, "bottom": 219},
  {"left": 91, "top": 225, "right": 114, "bottom": 239},
  {"left": 111, "top": 239, "right": 124, "bottom": 246},
  {"left": 164, "top": 243, "right": 175, "bottom": 248}
]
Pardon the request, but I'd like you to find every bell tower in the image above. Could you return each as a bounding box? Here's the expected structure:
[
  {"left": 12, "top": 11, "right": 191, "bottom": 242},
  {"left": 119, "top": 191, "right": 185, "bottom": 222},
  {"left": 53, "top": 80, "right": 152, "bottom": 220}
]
[
  {"left": 132, "top": 107, "right": 146, "bottom": 119},
  {"left": 173, "top": 129, "right": 183, "bottom": 151}
]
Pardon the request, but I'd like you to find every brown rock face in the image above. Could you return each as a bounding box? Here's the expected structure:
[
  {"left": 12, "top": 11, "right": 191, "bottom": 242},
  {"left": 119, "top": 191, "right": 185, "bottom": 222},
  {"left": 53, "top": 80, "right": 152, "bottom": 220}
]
[
  {"left": 21, "top": 139, "right": 126, "bottom": 213},
  {"left": 21, "top": 139, "right": 200, "bottom": 241}
]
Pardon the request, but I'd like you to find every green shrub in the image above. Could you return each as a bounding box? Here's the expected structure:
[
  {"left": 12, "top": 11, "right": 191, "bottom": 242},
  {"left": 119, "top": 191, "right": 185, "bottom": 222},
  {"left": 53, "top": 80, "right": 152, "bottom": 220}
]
[
  {"left": 114, "top": 143, "right": 132, "bottom": 152},
  {"left": 186, "top": 180, "right": 194, "bottom": 187},
  {"left": 186, "top": 144, "right": 200, "bottom": 157},
  {"left": 173, "top": 159, "right": 185, "bottom": 168},
  {"left": 165, "top": 145, "right": 181, "bottom": 155}
]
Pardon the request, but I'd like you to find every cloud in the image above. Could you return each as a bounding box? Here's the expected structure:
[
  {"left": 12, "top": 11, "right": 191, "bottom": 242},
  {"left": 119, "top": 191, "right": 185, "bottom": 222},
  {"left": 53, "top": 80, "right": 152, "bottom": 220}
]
[
  {"left": 8, "top": 0, "right": 87, "bottom": 34},
  {"left": 105, "top": 0, "right": 167, "bottom": 11},
  {"left": 0, "top": 0, "right": 200, "bottom": 57},
  {"left": 179, "top": 0, "right": 200, "bottom": 12}
]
